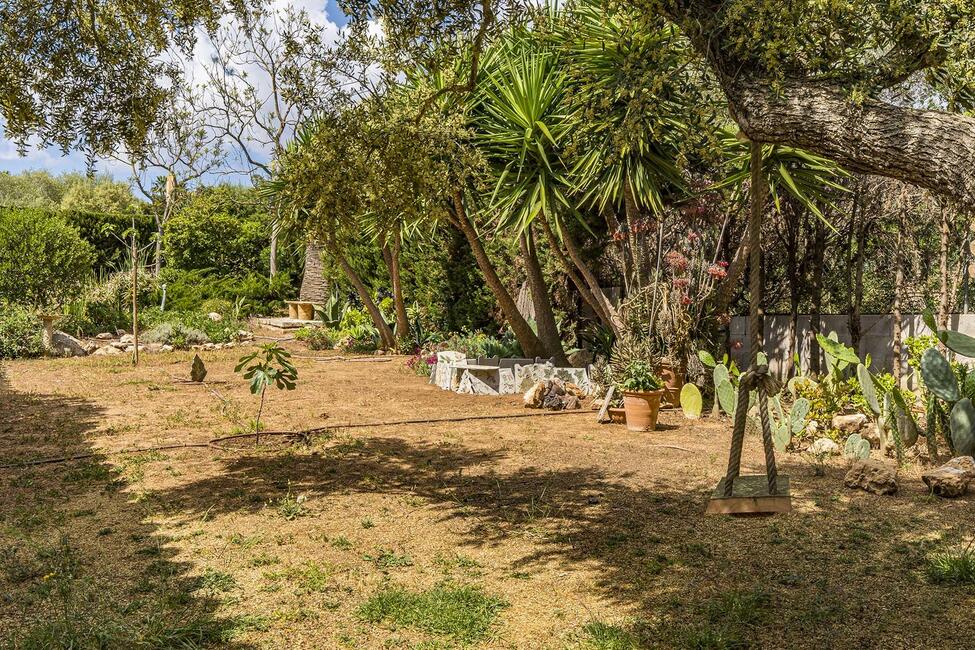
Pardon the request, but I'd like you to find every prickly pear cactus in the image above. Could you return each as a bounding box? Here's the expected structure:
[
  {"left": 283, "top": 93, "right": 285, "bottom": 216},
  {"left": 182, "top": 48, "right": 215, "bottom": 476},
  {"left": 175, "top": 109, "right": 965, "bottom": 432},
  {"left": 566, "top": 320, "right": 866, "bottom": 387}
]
[
  {"left": 856, "top": 364, "right": 881, "bottom": 417},
  {"left": 680, "top": 383, "right": 703, "bottom": 419},
  {"left": 949, "top": 398, "right": 975, "bottom": 456},
  {"left": 843, "top": 433, "right": 870, "bottom": 460},
  {"left": 790, "top": 398, "right": 811, "bottom": 434},
  {"left": 713, "top": 363, "right": 730, "bottom": 388},
  {"left": 921, "top": 348, "right": 960, "bottom": 402},
  {"left": 716, "top": 379, "right": 736, "bottom": 417},
  {"left": 941, "top": 330, "right": 975, "bottom": 358}
]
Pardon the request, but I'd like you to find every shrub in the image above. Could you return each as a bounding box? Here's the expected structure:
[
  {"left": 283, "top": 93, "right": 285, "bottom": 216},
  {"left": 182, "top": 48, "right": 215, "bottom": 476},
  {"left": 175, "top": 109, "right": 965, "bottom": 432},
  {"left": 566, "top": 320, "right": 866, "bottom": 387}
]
[
  {"left": 0, "top": 207, "right": 95, "bottom": 309},
  {"left": 619, "top": 361, "right": 663, "bottom": 392},
  {"left": 338, "top": 324, "right": 380, "bottom": 353},
  {"left": 140, "top": 308, "right": 243, "bottom": 344},
  {"left": 442, "top": 330, "right": 521, "bottom": 358},
  {"left": 163, "top": 185, "right": 270, "bottom": 276},
  {"left": 142, "top": 323, "right": 210, "bottom": 349},
  {"left": 0, "top": 303, "right": 44, "bottom": 359},
  {"left": 157, "top": 267, "right": 294, "bottom": 316},
  {"left": 294, "top": 326, "right": 337, "bottom": 350},
  {"left": 406, "top": 351, "right": 438, "bottom": 376}
]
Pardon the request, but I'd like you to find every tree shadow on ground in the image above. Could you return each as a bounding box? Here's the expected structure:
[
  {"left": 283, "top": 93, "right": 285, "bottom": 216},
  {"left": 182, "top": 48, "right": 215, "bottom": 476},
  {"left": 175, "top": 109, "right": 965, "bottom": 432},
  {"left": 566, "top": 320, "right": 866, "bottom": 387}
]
[
  {"left": 0, "top": 368, "right": 257, "bottom": 648},
  {"left": 152, "top": 427, "right": 975, "bottom": 648}
]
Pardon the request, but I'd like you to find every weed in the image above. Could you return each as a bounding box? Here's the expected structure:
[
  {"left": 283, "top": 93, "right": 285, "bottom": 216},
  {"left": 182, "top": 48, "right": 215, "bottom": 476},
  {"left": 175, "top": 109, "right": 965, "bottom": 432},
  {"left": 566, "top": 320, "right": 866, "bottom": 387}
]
[
  {"left": 361, "top": 517, "right": 375, "bottom": 529},
  {"left": 580, "top": 621, "right": 640, "bottom": 649},
  {"left": 927, "top": 544, "right": 975, "bottom": 584},
  {"left": 330, "top": 536, "right": 354, "bottom": 550},
  {"left": 276, "top": 484, "right": 308, "bottom": 520},
  {"left": 197, "top": 568, "right": 237, "bottom": 592},
  {"left": 358, "top": 583, "right": 508, "bottom": 644},
  {"left": 366, "top": 548, "right": 413, "bottom": 571}
]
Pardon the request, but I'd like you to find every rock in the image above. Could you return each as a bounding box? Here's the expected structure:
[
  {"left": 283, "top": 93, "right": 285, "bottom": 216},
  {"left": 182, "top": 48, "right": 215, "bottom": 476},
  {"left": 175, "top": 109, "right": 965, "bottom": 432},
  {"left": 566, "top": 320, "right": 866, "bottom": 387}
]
[
  {"left": 110, "top": 341, "right": 128, "bottom": 350},
  {"left": 567, "top": 349, "right": 593, "bottom": 368},
  {"left": 119, "top": 334, "right": 134, "bottom": 344},
  {"left": 160, "top": 345, "right": 174, "bottom": 353},
  {"left": 208, "top": 312, "right": 223, "bottom": 322},
  {"left": 833, "top": 413, "right": 869, "bottom": 435},
  {"left": 565, "top": 382, "right": 586, "bottom": 399},
  {"left": 203, "top": 343, "right": 216, "bottom": 351},
  {"left": 858, "top": 424, "right": 881, "bottom": 449},
  {"left": 191, "top": 354, "right": 207, "bottom": 382},
  {"left": 95, "top": 332, "right": 114, "bottom": 340},
  {"left": 213, "top": 343, "right": 224, "bottom": 350},
  {"left": 434, "top": 351, "right": 466, "bottom": 390},
  {"left": 805, "top": 420, "right": 819, "bottom": 437},
  {"left": 524, "top": 381, "right": 547, "bottom": 408},
  {"left": 922, "top": 456, "right": 975, "bottom": 498},
  {"left": 237, "top": 329, "right": 254, "bottom": 340},
  {"left": 224, "top": 342, "right": 236, "bottom": 349},
  {"left": 809, "top": 437, "right": 840, "bottom": 456},
  {"left": 93, "top": 345, "right": 123, "bottom": 356},
  {"left": 563, "top": 395, "right": 581, "bottom": 410},
  {"left": 144, "top": 343, "right": 163, "bottom": 353},
  {"left": 845, "top": 460, "right": 898, "bottom": 495},
  {"left": 80, "top": 340, "right": 99, "bottom": 355}
]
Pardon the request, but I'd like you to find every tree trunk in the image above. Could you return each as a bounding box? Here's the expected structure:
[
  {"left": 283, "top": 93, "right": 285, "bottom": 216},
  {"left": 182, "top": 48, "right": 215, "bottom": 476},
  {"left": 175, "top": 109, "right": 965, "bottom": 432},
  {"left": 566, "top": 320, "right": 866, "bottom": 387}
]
[
  {"left": 622, "top": 178, "right": 645, "bottom": 288},
  {"left": 299, "top": 239, "right": 328, "bottom": 304},
  {"left": 893, "top": 228, "right": 904, "bottom": 387},
  {"left": 269, "top": 220, "right": 279, "bottom": 278},
  {"left": 388, "top": 233, "right": 411, "bottom": 345},
  {"left": 538, "top": 215, "right": 613, "bottom": 329},
  {"left": 721, "top": 79, "right": 975, "bottom": 209},
  {"left": 326, "top": 238, "right": 396, "bottom": 349},
  {"left": 519, "top": 227, "right": 567, "bottom": 365},
  {"left": 851, "top": 219, "right": 867, "bottom": 354},
  {"left": 558, "top": 222, "right": 624, "bottom": 334},
  {"left": 808, "top": 221, "right": 826, "bottom": 376},
  {"left": 449, "top": 189, "right": 545, "bottom": 358},
  {"left": 939, "top": 203, "right": 951, "bottom": 329}
]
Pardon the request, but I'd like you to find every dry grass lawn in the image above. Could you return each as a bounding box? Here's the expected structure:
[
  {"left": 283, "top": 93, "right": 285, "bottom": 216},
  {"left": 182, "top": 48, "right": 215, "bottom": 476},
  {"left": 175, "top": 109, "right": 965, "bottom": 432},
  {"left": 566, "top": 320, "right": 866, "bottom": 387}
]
[{"left": 1, "top": 342, "right": 974, "bottom": 648}]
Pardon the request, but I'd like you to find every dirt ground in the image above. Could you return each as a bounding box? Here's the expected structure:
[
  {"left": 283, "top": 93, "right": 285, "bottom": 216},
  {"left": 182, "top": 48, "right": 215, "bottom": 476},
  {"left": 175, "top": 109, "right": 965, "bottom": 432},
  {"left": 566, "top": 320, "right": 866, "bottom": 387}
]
[{"left": 2, "top": 342, "right": 974, "bottom": 649}]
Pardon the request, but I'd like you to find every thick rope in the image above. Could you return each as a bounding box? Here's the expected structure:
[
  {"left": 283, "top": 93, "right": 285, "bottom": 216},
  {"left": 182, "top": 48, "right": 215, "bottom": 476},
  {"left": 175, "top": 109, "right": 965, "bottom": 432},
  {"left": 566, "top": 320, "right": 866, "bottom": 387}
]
[{"left": 720, "top": 140, "right": 782, "bottom": 498}]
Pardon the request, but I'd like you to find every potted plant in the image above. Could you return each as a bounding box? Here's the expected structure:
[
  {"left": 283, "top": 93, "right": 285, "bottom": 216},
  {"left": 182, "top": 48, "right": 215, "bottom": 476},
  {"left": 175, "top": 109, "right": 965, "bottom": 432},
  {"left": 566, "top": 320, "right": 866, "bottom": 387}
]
[{"left": 619, "top": 361, "right": 665, "bottom": 432}]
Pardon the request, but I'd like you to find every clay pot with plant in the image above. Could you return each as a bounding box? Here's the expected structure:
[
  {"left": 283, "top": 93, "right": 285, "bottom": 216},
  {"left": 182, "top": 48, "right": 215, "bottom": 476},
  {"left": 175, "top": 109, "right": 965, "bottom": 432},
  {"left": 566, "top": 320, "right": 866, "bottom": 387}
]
[{"left": 619, "top": 361, "right": 665, "bottom": 432}]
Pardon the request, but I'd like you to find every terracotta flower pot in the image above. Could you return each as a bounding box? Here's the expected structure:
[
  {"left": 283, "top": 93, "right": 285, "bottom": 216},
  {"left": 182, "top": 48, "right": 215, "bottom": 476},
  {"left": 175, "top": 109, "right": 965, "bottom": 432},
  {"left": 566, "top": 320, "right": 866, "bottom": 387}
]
[
  {"left": 608, "top": 407, "right": 626, "bottom": 424},
  {"left": 622, "top": 389, "right": 665, "bottom": 432},
  {"left": 658, "top": 361, "right": 686, "bottom": 408}
]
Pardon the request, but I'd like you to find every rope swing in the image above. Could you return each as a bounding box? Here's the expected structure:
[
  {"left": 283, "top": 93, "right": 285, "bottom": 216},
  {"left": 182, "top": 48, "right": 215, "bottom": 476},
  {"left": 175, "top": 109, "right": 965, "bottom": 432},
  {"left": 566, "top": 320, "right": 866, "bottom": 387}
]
[{"left": 706, "top": 139, "right": 792, "bottom": 516}]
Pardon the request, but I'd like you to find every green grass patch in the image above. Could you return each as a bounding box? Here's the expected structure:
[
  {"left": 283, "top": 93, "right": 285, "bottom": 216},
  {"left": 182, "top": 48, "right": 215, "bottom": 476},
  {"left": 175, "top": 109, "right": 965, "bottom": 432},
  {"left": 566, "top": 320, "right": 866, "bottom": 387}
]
[
  {"left": 580, "top": 621, "right": 640, "bottom": 649},
  {"left": 927, "top": 548, "right": 975, "bottom": 584},
  {"left": 357, "top": 583, "right": 507, "bottom": 644}
]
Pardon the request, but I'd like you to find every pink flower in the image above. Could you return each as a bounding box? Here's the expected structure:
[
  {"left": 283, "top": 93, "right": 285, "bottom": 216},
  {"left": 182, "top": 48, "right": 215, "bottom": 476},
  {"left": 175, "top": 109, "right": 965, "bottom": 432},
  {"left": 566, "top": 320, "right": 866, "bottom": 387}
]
[
  {"left": 664, "top": 250, "right": 689, "bottom": 273},
  {"left": 687, "top": 230, "right": 700, "bottom": 242},
  {"left": 717, "top": 260, "right": 729, "bottom": 268},
  {"left": 680, "top": 295, "right": 692, "bottom": 306},
  {"left": 707, "top": 264, "right": 728, "bottom": 280},
  {"left": 673, "top": 277, "right": 690, "bottom": 289},
  {"left": 732, "top": 340, "right": 743, "bottom": 350}
]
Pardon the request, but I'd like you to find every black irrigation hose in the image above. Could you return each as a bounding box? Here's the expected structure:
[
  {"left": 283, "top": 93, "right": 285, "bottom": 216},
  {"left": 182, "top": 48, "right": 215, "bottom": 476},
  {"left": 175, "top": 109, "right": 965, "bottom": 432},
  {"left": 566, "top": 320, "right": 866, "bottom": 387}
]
[{"left": 0, "top": 409, "right": 594, "bottom": 469}]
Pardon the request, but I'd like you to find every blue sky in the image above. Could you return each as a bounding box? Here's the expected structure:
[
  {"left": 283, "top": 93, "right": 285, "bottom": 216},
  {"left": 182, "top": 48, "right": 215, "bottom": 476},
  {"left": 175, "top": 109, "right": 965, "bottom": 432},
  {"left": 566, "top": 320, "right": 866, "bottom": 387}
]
[{"left": 0, "top": 1, "right": 350, "bottom": 185}]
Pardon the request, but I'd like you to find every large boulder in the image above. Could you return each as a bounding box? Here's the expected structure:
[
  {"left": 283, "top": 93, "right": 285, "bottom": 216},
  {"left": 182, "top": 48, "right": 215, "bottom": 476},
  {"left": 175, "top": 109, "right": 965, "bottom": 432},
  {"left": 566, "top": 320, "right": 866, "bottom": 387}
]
[
  {"left": 922, "top": 456, "right": 975, "bottom": 498},
  {"left": 51, "top": 331, "right": 89, "bottom": 357},
  {"left": 845, "top": 459, "right": 898, "bottom": 495},
  {"left": 523, "top": 381, "right": 547, "bottom": 408},
  {"left": 833, "top": 413, "right": 869, "bottom": 435},
  {"left": 809, "top": 437, "right": 840, "bottom": 456},
  {"left": 93, "top": 344, "right": 123, "bottom": 356}
]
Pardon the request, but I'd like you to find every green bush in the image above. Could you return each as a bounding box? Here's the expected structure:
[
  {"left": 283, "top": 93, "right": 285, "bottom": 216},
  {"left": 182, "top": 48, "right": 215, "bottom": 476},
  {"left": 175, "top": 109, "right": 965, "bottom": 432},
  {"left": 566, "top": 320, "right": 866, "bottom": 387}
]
[
  {"left": 0, "top": 303, "right": 44, "bottom": 359},
  {"left": 157, "top": 268, "right": 294, "bottom": 316},
  {"left": 140, "top": 307, "right": 243, "bottom": 344},
  {"left": 163, "top": 185, "right": 270, "bottom": 276},
  {"left": 142, "top": 322, "right": 210, "bottom": 349},
  {"left": 294, "top": 326, "right": 337, "bottom": 350},
  {"left": 442, "top": 330, "right": 522, "bottom": 358},
  {"left": 0, "top": 207, "right": 95, "bottom": 309}
]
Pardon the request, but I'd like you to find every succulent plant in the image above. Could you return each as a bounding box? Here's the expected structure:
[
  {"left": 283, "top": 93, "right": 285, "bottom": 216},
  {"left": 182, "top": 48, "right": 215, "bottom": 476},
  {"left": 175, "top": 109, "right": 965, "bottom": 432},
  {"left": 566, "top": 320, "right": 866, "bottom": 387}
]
[
  {"left": 844, "top": 433, "right": 871, "bottom": 460},
  {"left": 949, "top": 398, "right": 975, "bottom": 457},
  {"left": 770, "top": 396, "right": 810, "bottom": 452},
  {"left": 716, "top": 378, "right": 737, "bottom": 416},
  {"left": 680, "top": 383, "right": 702, "bottom": 419}
]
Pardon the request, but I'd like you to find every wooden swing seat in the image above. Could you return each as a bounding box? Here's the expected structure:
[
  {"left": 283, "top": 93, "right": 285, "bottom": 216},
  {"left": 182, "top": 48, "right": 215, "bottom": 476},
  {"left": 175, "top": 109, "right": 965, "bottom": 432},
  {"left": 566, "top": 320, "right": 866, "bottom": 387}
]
[{"left": 706, "top": 475, "right": 791, "bottom": 515}]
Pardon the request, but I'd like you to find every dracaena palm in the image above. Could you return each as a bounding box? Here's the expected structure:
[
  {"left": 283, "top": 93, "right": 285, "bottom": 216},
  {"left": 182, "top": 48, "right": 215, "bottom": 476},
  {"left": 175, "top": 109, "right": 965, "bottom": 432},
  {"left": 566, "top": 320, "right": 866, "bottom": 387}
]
[
  {"left": 715, "top": 128, "right": 850, "bottom": 225},
  {"left": 475, "top": 33, "right": 573, "bottom": 234},
  {"left": 559, "top": 3, "right": 703, "bottom": 217}
]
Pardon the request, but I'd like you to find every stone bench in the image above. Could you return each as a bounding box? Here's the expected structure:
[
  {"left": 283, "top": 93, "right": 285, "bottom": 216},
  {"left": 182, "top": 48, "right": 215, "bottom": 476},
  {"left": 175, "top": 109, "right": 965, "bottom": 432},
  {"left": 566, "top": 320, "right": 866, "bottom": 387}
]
[{"left": 285, "top": 300, "right": 317, "bottom": 321}]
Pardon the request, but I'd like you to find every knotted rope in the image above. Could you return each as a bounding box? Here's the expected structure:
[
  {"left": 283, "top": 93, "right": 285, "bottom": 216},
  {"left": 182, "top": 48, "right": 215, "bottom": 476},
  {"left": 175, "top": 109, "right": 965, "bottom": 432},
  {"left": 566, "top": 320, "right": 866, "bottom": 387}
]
[{"left": 720, "top": 139, "right": 782, "bottom": 498}]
